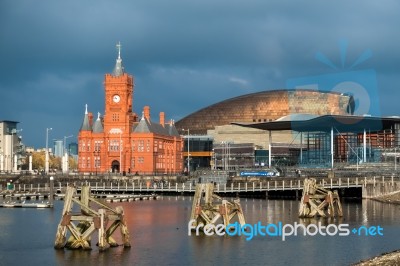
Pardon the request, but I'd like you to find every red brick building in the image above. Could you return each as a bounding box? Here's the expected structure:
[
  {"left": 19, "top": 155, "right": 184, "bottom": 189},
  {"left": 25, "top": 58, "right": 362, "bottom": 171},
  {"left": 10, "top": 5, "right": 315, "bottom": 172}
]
[{"left": 78, "top": 44, "right": 183, "bottom": 175}]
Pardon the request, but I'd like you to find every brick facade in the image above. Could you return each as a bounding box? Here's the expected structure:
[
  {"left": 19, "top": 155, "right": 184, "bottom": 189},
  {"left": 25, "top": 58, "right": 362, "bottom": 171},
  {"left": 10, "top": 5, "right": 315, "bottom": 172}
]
[{"left": 78, "top": 49, "right": 183, "bottom": 175}]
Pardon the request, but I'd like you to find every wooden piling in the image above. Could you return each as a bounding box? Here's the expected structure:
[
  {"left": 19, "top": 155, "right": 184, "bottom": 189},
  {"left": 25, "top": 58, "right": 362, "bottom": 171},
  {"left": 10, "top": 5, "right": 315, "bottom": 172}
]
[
  {"left": 298, "top": 178, "right": 343, "bottom": 218},
  {"left": 54, "top": 185, "right": 131, "bottom": 251},
  {"left": 189, "top": 183, "right": 246, "bottom": 231}
]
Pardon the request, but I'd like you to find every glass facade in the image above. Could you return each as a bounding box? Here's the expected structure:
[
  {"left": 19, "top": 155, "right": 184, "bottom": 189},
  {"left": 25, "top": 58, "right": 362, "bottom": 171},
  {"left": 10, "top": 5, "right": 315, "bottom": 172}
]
[
  {"left": 183, "top": 136, "right": 213, "bottom": 171},
  {"left": 184, "top": 137, "right": 213, "bottom": 153}
]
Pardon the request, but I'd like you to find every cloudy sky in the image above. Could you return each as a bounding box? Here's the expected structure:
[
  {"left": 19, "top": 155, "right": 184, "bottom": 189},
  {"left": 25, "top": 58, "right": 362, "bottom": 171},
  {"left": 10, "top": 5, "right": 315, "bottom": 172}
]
[{"left": 1, "top": 0, "right": 399, "bottom": 148}]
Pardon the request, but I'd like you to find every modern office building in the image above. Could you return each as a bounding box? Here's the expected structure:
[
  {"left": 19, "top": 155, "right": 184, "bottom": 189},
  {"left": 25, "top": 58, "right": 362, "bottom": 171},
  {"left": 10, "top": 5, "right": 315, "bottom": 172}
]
[
  {"left": 68, "top": 142, "right": 78, "bottom": 156},
  {"left": 182, "top": 135, "right": 213, "bottom": 172},
  {"left": 53, "top": 140, "right": 64, "bottom": 157},
  {"left": 78, "top": 44, "right": 183, "bottom": 175},
  {"left": 0, "top": 121, "right": 23, "bottom": 172}
]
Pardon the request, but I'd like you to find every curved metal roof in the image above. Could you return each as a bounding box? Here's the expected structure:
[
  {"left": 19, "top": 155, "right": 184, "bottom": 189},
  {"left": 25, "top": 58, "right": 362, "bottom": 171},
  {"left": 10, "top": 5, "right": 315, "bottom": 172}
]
[
  {"left": 275, "top": 113, "right": 318, "bottom": 121},
  {"left": 176, "top": 89, "right": 353, "bottom": 134},
  {"left": 232, "top": 115, "right": 400, "bottom": 133}
]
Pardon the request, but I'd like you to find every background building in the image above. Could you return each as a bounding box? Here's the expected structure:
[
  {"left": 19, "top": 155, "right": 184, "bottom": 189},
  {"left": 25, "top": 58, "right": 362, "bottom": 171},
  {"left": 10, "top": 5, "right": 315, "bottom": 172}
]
[
  {"left": 181, "top": 135, "right": 213, "bottom": 172},
  {"left": 176, "top": 89, "right": 353, "bottom": 135},
  {"left": 176, "top": 90, "right": 354, "bottom": 169},
  {"left": 53, "top": 140, "right": 63, "bottom": 157},
  {"left": 212, "top": 142, "right": 259, "bottom": 170},
  {"left": 234, "top": 115, "right": 400, "bottom": 169},
  {"left": 68, "top": 142, "right": 78, "bottom": 156},
  {"left": 78, "top": 45, "right": 183, "bottom": 175},
  {"left": 0, "top": 121, "right": 24, "bottom": 172}
]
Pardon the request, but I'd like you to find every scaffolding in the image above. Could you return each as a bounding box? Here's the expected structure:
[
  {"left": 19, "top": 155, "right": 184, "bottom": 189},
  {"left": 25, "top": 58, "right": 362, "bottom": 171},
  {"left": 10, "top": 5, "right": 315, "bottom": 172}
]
[
  {"left": 213, "top": 143, "right": 257, "bottom": 170},
  {"left": 232, "top": 115, "right": 400, "bottom": 170},
  {"left": 296, "top": 129, "right": 397, "bottom": 168}
]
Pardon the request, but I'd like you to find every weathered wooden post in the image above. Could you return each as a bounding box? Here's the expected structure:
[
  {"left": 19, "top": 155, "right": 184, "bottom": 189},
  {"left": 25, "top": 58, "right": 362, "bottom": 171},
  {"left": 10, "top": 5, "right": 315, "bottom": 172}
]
[
  {"left": 119, "top": 206, "right": 131, "bottom": 247},
  {"left": 64, "top": 185, "right": 92, "bottom": 249},
  {"left": 98, "top": 209, "right": 107, "bottom": 251},
  {"left": 54, "top": 186, "right": 75, "bottom": 249},
  {"left": 299, "top": 178, "right": 343, "bottom": 218}
]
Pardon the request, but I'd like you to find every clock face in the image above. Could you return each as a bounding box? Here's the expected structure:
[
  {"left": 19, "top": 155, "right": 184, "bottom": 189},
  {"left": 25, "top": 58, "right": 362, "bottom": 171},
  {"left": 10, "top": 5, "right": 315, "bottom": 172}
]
[{"left": 113, "top": 95, "right": 120, "bottom": 103}]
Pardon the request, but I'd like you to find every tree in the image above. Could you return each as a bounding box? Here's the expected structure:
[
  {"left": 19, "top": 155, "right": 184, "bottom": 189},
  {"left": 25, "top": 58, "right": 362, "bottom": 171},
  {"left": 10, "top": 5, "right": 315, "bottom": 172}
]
[
  {"left": 32, "top": 151, "right": 45, "bottom": 171},
  {"left": 69, "top": 156, "right": 78, "bottom": 171},
  {"left": 22, "top": 151, "right": 78, "bottom": 173},
  {"left": 50, "top": 156, "right": 61, "bottom": 171}
]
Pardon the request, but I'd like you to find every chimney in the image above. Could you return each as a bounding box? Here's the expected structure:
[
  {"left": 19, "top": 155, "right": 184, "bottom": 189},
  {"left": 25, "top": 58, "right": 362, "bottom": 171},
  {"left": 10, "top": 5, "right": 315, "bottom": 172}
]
[
  {"left": 160, "top": 112, "right": 165, "bottom": 127},
  {"left": 143, "top": 106, "right": 150, "bottom": 121}
]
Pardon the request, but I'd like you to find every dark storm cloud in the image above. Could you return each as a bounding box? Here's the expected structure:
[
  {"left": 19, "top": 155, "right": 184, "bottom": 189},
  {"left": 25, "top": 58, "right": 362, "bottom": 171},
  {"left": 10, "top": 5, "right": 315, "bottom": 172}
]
[{"left": 1, "top": 0, "right": 400, "bottom": 147}]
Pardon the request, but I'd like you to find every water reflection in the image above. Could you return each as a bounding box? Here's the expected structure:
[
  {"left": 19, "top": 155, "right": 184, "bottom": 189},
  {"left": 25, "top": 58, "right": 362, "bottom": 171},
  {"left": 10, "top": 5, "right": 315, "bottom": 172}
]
[
  {"left": 1, "top": 197, "right": 400, "bottom": 265},
  {"left": 55, "top": 247, "right": 132, "bottom": 266}
]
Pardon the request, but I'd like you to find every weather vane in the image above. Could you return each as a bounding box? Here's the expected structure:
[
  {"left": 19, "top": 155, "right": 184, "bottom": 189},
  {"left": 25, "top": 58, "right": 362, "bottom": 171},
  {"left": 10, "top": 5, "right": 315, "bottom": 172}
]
[{"left": 116, "top": 42, "right": 122, "bottom": 59}]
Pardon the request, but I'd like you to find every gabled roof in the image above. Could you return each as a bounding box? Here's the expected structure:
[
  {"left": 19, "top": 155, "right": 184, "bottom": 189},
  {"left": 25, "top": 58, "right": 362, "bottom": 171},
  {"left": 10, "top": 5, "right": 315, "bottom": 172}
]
[
  {"left": 133, "top": 117, "right": 180, "bottom": 137},
  {"left": 133, "top": 117, "right": 152, "bottom": 133},
  {"left": 166, "top": 123, "right": 180, "bottom": 137}
]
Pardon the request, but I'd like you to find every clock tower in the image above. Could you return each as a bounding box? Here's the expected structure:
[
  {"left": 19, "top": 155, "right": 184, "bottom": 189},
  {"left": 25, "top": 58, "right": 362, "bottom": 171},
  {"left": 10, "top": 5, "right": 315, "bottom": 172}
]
[
  {"left": 103, "top": 42, "right": 136, "bottom": 131},
  {"left": 78, "top": 43, "right": 183, "bottom": 175}
]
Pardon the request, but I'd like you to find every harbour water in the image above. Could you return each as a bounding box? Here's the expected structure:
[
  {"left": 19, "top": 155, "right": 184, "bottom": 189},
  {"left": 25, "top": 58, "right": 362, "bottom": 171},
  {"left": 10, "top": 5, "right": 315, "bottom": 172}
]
[{"left": 1, "top": 196, "right": 400, "bottom": 266}]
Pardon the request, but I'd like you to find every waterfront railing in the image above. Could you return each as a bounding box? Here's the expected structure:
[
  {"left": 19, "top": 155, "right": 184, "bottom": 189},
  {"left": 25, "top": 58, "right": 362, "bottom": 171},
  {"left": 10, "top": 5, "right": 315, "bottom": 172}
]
[{"left": 5, "top": 176, "right": 400, "bottom": 195}]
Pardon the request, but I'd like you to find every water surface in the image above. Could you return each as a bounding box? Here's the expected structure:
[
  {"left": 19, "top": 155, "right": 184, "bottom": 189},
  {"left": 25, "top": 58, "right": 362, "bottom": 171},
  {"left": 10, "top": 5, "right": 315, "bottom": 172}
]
[{"left": 0, "top": 197, "right": 399, "bottom": 266}]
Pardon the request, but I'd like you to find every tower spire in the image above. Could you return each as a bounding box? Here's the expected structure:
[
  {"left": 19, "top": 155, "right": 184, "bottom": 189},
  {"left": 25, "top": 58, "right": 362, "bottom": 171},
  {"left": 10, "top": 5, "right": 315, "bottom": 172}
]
[
  {"left": 117, "top": 41, "right": 121, "bottom": 59},
  {"left": 112, "top": 41, "right": 124, "bottom": 76},
  {"left": 80, "top": 104, "right": 91, "bottom": 131}
]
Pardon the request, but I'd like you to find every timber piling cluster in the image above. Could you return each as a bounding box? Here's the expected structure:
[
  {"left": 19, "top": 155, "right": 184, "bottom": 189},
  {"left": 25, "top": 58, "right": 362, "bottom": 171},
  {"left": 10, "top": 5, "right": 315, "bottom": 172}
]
[
  {"left": 299, "top": 178, "right": 343, "bottom": 218},
  {"left": 189, "top": 183, "right": 246, "bottom": 231},
  {"left": 54, "top": 185, "right": 130, "bottom": 251}
]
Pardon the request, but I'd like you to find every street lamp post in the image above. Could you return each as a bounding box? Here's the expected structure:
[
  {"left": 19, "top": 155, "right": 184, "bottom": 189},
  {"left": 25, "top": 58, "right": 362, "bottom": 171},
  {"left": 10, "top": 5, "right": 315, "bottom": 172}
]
[
  {"left": 45, "top": 128, "right": 52, "bottom": 174},
  {"left": 119, "top": 132, "right": 122, "bottom": 174},
  {"left": 212, "top": 149, "right": 216, "bottom": 170},
  {"left": 63, "top": 135, "right": 73, "bottom": 155},
  {"left": 93, "top": 151, "right": 97, "bottom": 176},
  {"left": 154, "top": 152, "right": 157, "bottom": 176},
  {"left": 182, "top": 129, "right": 190, "bottom": 176},
  {"left": 221, "top": 141, "right": 227, "bottom": 171}
]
